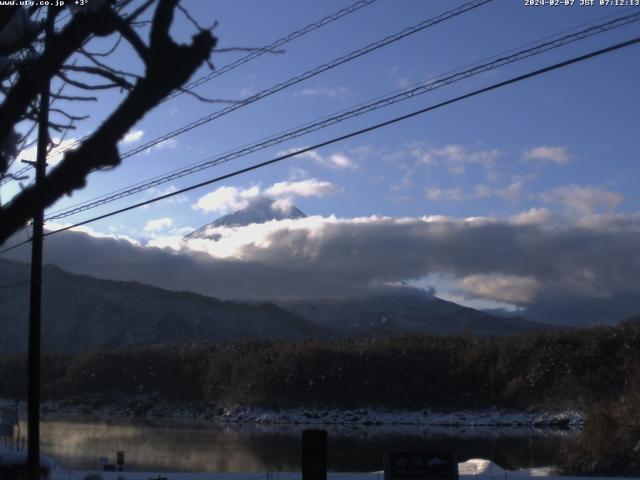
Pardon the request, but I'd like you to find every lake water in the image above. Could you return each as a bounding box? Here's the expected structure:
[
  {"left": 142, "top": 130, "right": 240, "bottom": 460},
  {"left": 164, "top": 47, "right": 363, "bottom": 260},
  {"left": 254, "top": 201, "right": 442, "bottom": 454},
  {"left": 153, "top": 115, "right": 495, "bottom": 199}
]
[{"left": 18, "top": 416, "right": 576, "bottom": 473}]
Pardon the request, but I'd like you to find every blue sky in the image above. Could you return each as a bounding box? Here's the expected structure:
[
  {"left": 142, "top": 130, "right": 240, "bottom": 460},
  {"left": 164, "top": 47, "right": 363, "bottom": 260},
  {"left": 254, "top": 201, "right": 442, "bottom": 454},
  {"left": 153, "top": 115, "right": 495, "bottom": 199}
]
[{"left": 2, "top": 0, "right": 640, "bottom": 323}]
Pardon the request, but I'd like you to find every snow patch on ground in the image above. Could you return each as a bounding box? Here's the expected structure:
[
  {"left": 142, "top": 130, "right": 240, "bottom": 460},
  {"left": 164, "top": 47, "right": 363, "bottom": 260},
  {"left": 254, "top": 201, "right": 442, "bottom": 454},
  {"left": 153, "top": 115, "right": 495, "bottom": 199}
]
[
  {"left": 1, "top": 451, "right": 634, "bottom": 480},
  {"left": 0, "top": 444, "right": 60, "bottom": 471}
]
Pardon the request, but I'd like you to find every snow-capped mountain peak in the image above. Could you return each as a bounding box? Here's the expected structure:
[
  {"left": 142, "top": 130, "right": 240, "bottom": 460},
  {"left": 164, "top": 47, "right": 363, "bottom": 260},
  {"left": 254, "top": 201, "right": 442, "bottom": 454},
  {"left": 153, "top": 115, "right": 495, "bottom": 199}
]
[{"left": 184, "top": 197, "right": 306, "bottom": 240}]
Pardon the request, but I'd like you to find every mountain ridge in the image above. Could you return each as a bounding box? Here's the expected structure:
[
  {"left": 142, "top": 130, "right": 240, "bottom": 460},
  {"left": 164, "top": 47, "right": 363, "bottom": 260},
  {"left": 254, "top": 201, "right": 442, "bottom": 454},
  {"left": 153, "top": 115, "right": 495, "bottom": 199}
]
[
  {"left": 0, "top": 257, "right": 557, "bottom": 356},
  {"left": 276, "top": 289, "right": 555, "bottom": 337},
  {"left": 0, "top": 258, "right": 326, "bottom": 355}
]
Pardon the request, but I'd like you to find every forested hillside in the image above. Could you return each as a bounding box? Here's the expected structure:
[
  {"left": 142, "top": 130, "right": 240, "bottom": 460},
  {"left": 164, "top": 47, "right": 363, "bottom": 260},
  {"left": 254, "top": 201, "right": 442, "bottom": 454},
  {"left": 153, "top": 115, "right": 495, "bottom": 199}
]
[
  {"left": 1, "top": 320, "right": 638, "bottom": 410},
  {"left": 0, "top": 259, "right": 327, "bottom": 354},
  {"left": 2, "top": 321, "right": 639, "bottom": 474}
]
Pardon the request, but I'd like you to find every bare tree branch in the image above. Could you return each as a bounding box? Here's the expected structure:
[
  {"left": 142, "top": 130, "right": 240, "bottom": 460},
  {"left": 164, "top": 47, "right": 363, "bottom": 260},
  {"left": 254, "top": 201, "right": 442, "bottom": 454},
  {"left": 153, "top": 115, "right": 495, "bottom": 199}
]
[
  {"left": 80, "top": 34, "right": 122, "bottom": 57},
  {"left": 0, "top": 6, "right": 20, "bottom": 32},
  {"left": 0, "top": 9, "right": 44, "bottom": 57},
  {"left": 177, "top": 87, "right": 240, "bottom": 104},
  {"left": 0, "top": 1, "right": 118, "bottom": 148},
  {"left": 79, "top": 49, "right": 142, "bottom": 80},
  {"left": 216, "top": 47, "right": 284, "bottom": 54},
  {"left": 176, "top": 2, "right": 215, "bottom": 33},
  {"left": 0, "top": 0, "right": 216, "bottom": 244},
  {"left": 47, "top": 120, "right": 76, "bottom": 132},
  {"left": 0, "top": 172, "right": 29, "bottom": 182},
  {"left": 125, "top": 0, "right": 157, "bottom": 22},
  {"left": 56, "top": 70, "right": 130, "bottom": 91},
  {"left": 50, "top": 93, "right": 98, "bottom": 102},
  {"left": 50, "top": 108, "right": 89, "bottom": 122},
  {"left": 109, "top": 13, "right": 150, "bottom": 62},
  {"left": 61, "top": 64, "right": 136, "bottom": 89}
]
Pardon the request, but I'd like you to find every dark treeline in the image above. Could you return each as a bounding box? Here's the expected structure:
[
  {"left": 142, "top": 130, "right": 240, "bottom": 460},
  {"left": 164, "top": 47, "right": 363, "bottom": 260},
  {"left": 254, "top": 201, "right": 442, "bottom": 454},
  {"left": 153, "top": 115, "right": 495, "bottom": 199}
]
[
  {"left": 0, "top": 320, "right": 639, "bottom": 409},
  {"left": 1, "top": 320, "right": 640, "bottom": 474}
]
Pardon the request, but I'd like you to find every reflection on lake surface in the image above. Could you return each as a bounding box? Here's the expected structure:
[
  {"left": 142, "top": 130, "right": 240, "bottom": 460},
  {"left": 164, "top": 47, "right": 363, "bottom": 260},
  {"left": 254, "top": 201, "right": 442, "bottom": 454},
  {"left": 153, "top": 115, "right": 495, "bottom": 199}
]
[{"left": 26, "top": 416, "right": 576, "bottom": 473}]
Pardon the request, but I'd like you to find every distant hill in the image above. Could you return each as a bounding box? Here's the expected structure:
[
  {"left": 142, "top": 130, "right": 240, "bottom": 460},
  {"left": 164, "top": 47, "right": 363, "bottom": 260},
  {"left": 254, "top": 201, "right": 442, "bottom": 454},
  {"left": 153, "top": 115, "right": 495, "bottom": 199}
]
[
  {"left": 277, "top": 288, "right": 555, "bottom": 337},
  {"left": 184, "top": 197, "right": 306, "bottom": 240},
  {"left": 0, "top": 259, "right": 326, "bottom": 355},
  {"left": 0, "top": 259, "right": 554, "bottom": 355}
]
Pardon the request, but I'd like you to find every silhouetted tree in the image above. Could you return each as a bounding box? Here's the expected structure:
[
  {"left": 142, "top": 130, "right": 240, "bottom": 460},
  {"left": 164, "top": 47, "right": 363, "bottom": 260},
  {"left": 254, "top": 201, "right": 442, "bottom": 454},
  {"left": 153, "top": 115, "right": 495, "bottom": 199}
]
[{"left": 0, "top": 0, "right": 217, "bottom": 245}]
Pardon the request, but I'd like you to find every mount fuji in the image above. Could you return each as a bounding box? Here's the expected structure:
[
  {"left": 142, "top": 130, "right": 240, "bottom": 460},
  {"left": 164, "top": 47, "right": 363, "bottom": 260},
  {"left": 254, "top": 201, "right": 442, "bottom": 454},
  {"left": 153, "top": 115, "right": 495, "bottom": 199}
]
[{"left": 184, "top": 197, "right": 306, "bottom": 240}]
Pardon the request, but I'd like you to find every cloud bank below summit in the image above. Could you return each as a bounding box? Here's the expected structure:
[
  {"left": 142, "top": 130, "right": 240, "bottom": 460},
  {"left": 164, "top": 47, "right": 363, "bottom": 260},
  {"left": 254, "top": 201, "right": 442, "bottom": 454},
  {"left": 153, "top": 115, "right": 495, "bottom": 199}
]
[{"left": 3, "top": 211, "right": 640, "bottom": 326}]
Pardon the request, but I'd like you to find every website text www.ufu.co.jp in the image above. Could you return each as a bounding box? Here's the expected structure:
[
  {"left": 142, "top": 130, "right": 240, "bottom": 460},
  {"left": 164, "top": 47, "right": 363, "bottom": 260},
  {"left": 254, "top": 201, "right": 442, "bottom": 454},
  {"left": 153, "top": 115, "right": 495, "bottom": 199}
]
[{"left": 0, "top": 0, "right": 67, "bottom": 6}]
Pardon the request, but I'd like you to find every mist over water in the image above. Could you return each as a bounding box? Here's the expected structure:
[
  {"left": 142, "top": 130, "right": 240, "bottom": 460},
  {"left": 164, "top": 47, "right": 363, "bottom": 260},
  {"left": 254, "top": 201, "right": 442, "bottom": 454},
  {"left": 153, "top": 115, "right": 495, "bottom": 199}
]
[{"left": 27, "top": 416, "right": 576, "bottom": 472}]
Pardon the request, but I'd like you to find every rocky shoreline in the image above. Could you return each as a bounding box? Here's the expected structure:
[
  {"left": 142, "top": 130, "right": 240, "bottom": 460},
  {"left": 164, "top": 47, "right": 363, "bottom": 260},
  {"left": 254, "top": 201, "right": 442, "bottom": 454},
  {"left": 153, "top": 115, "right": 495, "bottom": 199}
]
[{"left": 2, "top": 397, "right": 584, "bottom": 431}]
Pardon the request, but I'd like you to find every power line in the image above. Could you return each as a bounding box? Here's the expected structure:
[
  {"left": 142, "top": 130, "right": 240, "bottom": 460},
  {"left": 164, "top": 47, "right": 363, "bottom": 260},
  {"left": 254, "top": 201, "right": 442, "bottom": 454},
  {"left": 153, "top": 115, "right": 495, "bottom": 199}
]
[
  {"left": 44, "top": 0, "right": 495, "bottom": 164},
  {"left": 42, "top": 0, "right": 382, "bottom": 161},
  {"left": 121, "top": 0, "right": 493, "bottom": 159},
  {"left": 2, "top": 33, "right": 637, "bottom": 255},
  {"left": 5, "top": 5, "right": 630, "bottom": 193},
  {"left": 3, "top": 0, "right": 382, "bottom": 184},
  {"left": 43, "top": 8, "right": 640, "bottom": 217},
  {"left": 163, "top": 0, "right": 381, "bottom": 103},
  {"left": 0, "top": 165, "right": 31, "bottom": 186},
  {"left": 43, "top": 10, "right": 640, "bottom": 222}
]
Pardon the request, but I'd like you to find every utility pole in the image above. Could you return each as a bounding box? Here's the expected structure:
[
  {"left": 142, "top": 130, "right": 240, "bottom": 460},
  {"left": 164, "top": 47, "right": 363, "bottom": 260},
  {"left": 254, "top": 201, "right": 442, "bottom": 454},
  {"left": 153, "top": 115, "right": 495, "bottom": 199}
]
[{"left": 27, "top": 7, "right": 53, "bottom": 480}]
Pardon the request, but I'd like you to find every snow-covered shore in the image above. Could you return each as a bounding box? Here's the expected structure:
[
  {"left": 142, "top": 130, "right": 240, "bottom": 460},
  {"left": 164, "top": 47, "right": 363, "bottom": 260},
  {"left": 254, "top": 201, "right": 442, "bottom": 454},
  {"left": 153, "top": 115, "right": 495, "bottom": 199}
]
[
  {"left": 3, "top": 446, "right": 637, "bottom": 480},
  {"left": 2, "top": 398, "right": 584, "bottom": 431},
  {"left": 212, "top": 406, "right": 583, "bottom": 430}
]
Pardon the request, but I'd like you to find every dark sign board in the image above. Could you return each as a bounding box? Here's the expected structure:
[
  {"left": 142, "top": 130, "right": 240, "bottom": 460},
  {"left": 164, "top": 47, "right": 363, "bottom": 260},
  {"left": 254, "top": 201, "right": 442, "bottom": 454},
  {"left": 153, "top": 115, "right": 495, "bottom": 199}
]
[
  {"left": 302, "top": 429, "right": 327, "bottom": 480},
  {"left": 384, "top": 452, "right": 458, "bottom": 480}
]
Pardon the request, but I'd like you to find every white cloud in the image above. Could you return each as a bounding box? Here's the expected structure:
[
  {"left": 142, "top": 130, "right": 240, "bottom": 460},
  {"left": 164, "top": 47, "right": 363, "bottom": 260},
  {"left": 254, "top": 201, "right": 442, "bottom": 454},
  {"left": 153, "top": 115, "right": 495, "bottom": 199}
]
[
  {"left": 193, "top": 185, "right": 261, "bottom": 214},
  {"left": 285, "top": 149, "right": 322, "bottom": 163},
  {"left": 240, "top": 85, "right": 256, "bottom": 97},
  {"left": 327, "top": 153, "right": 354, "bottom": 169},
  {"left": 272, "top": 197, "right": 295, "bottom": 214},
  {"left": 390, "top": 169, "right": 414, "bottom": 194},
  {"left": 288, "top": 166, "right": 309, "bottom": 181},
  {"left": 425, "top": 179, "right": 524, "bottom": 203},
  {"left": 496, "top": 180, "right": 524, "bottom": 201},
  {"left": 541, "top": 184, "right": 624, "bottom": 214},
  {"left": 425, "top": 187, "right": 464, "bottom": 202},
  {"left": 193, "top": 177, "right": 337, "bottom": 215},
  {"left": 147, "top": 235, "right": 184, "bottom": 250},
  {"left": 121, "top": 129, "right": 144, "bottom": 144},
  {"left": 147, "top": 184, "right": 188, "bottom": 204},
  {"left": 144, "top": 217, "right": 174, "bottom": 232},
  {"left": 474, "top": 184, "right": 492, "bottom": 198},
  {"left": 294, "top": 86, "right": 350, "bottom": 98},
  {"left": 387, "top": 65, "right": 410, "bottom": 90},
  {"left": 388, "top": 143, "right": 502, "bottom": 170},
  {"left": 144, "top": 138, "right": 177, "bottom": 154},
  {"left": 459, "top": 274, "right": 540, "bottom": 304},
  {"left": 265, "top": 179, "right": 337, "bottom": 198},
  {"left": 282, "top": 147, "right": 357, "bottom": 170},
  {"left": 524, "top": 146, "right": 571, "bottom": 164},
  {"left": 432, "top": 144, "right": 502, "bottom": 168},
  {"left": 44, "top": 222, "right": 140, "bottom": 245},
  {"left": 6, "top": 210, "right": 639, "bottom": 326},
  {"left": 509, "top": 208, "right": 554, "bottom": 225}
]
